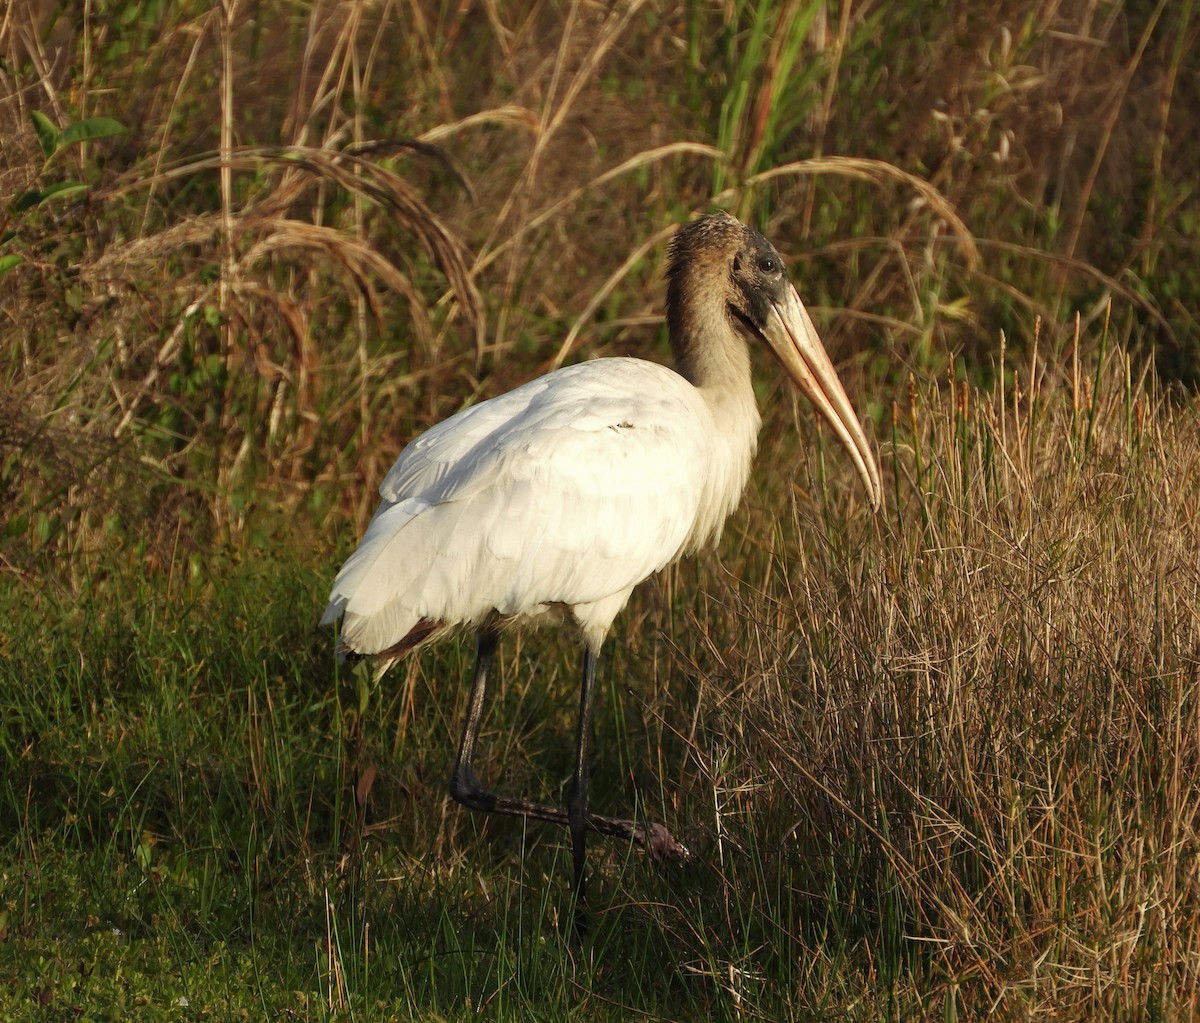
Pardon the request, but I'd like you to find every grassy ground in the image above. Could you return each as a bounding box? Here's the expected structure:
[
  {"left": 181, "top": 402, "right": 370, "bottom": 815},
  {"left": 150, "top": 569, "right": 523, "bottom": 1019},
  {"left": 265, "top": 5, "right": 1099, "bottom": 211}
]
[
  {"left": 3, "top": 0, "right": 1200, "bottom": 1019},
  {"left": 4, "top": 339, "right": 1200, "bottom": 1020}
]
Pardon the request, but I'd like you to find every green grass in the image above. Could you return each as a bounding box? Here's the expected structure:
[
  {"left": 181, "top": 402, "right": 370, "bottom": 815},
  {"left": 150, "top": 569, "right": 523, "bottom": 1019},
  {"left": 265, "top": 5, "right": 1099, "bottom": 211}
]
[{"left": 0, "top": 547, "right": 852, "bottom": 1020}]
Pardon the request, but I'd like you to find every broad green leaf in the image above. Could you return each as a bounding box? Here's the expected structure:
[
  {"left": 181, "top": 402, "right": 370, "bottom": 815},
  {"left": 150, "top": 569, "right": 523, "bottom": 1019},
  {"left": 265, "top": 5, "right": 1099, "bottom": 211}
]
[
  {"left": 38, "top": 180, "right": 90, "bottom": 202},
  {"left": 10, "top": 182, "right": 88, "bottom": 212},
  {"left": 30, "top": 110, "right": 58, "bottom": 158},
  {"left": 0, "top": 254, "right": 22, "bottom": 276},
  {"left": 12, "top": 189, "right": 43, "bottom": 212},
  {"left": 58, "top": 116, "right": 127, "bottom": 147}
]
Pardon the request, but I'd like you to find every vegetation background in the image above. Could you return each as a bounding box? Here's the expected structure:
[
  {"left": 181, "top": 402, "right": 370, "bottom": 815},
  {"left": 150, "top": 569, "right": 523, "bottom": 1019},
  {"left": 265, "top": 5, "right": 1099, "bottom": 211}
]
[{"left": 2, "top": 0, "right": 1199, "bottom": 1019}]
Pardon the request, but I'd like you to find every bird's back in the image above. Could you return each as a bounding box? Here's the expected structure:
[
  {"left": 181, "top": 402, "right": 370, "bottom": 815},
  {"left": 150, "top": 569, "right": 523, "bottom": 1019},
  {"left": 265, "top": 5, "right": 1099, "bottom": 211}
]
[{"left": 322, "top": 358, "right": 717, "bottom": 658}]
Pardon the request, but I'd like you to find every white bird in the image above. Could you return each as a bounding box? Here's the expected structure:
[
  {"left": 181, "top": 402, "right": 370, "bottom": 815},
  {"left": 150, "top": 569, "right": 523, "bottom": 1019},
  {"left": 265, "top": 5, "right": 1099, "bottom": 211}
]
[{"left": 322, "top": 211, "right": 882, "bottom": 910}]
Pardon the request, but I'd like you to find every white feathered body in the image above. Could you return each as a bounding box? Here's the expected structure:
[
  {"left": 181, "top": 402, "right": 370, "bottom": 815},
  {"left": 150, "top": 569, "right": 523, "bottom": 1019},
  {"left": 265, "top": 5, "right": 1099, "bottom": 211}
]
[{"left": 321, "top": 357, "right": 760, "bottom": 659}]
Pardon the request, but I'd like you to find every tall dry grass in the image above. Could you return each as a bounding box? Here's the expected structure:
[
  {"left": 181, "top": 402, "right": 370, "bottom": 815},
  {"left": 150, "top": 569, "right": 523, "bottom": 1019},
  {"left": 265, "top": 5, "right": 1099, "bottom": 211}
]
[
  {"left": 641, "top": 330, "right": 1200, "bottom": 1017},
  {"left": 2, "top": 0, "right": 1196, "bottom": 572}
]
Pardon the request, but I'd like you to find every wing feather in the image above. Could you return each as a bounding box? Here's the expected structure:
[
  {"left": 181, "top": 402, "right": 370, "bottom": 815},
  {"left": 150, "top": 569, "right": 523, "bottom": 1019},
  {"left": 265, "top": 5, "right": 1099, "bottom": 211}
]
[{"left": 324, "top": 359, "right": 715, "bottom": 655}]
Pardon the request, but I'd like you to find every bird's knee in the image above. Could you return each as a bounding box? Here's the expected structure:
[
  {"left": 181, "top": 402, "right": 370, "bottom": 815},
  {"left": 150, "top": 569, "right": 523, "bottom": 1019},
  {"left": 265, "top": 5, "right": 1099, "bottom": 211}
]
[{"left": 450, "top": 765, "right": 495, "bottom": 812}]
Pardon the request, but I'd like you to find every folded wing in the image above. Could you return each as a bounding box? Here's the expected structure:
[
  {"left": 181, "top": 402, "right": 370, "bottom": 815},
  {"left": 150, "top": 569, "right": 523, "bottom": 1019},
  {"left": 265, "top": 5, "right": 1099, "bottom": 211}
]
[{"left": 322, "top": 359, "right": 714, "bottom": 656}]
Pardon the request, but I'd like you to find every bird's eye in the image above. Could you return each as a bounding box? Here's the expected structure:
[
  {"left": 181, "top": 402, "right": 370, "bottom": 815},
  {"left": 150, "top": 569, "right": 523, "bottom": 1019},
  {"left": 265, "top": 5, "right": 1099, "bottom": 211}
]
[{"left": 756, "top": 255, "right": 778, "bottom": 274}]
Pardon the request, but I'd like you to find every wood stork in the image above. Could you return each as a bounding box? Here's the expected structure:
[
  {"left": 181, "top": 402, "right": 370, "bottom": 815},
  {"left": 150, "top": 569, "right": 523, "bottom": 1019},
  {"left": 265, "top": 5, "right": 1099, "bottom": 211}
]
[{"left": 322, "top": 211, "right": 881, "bottom": 909}]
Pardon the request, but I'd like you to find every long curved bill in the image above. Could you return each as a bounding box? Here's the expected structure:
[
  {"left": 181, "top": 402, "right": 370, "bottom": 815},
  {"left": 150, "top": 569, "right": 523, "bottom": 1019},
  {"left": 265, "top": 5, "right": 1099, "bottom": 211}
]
[{"left": 761, "top": 283, "right": 883, "bottom": 510}]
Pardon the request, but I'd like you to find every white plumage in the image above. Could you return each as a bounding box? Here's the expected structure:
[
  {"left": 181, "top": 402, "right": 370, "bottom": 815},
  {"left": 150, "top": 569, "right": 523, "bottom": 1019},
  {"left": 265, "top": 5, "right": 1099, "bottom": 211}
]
[
  {"left": 321, "top": 212, "right": 881, "bottom": 914},
  {"left": 322, "top": 357, "right": 758, "bottom": 659}
]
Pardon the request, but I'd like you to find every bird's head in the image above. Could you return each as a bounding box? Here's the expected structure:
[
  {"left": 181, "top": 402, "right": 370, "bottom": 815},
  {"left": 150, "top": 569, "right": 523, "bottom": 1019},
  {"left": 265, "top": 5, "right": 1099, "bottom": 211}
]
[{"left": 667, "top": 211, "right": 883, "bottom": 511}]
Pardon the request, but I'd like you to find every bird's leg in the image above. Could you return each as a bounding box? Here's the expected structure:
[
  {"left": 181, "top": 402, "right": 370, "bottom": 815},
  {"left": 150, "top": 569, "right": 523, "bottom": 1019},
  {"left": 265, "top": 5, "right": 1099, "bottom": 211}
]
[
  {"left": 567, "top": 645, "right": 598, "bottom": 911},
  {"left": 450, "top": 628, "right": 582, "bottom": 822},
  {"left": 449, "top": 631, "right": 691, "bottom": 869},
  {"left": 449, "top": 628, "right": 500, "bottom": 810}
]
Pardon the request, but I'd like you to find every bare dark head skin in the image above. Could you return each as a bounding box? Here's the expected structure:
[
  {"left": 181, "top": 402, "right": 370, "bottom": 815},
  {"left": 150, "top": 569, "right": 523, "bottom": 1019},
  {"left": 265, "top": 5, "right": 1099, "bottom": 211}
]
[{"left": 666, "top": 212, "right": 790, "bottom": 372}]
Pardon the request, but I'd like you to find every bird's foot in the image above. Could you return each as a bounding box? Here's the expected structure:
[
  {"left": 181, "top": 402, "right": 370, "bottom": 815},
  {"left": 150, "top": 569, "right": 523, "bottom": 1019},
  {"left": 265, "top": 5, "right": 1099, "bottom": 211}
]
[
  {"left": 644, "top": 821, "right": 690, "bottom": 865},
  {"left": 583, "top": 811, "right": 691, "bottom": 864}
]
